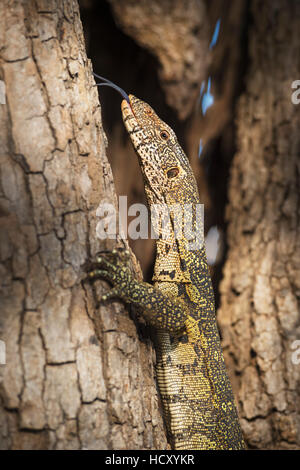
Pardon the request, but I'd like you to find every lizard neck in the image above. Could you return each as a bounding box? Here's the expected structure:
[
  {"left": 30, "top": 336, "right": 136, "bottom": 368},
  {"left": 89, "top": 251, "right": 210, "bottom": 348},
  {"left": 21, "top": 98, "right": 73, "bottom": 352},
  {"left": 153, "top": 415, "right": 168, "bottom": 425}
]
[
  {"left": 152, "top": 238, "right": 192, "bottom": 284},
  {"left": 150, "top": 199, "right": 204, "bottom": 284}
]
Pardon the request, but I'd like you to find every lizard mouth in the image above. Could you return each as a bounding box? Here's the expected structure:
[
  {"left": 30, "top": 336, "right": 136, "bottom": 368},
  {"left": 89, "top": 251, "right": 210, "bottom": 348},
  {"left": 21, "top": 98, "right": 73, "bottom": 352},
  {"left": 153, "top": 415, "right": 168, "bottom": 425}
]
[{"left": 121, "top": 96, "right": 139, "bottom": 132}]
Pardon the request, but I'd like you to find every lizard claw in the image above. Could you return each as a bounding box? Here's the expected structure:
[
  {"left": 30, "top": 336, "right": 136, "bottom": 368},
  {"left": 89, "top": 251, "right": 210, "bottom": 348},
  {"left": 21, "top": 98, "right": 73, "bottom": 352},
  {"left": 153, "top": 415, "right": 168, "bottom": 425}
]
[
  {"left": 100, "top": 287, "right": 122, "bottom": 302},
  {"left": 86, "top": 247, "right": 134, "bottom": 303},
  {"left": 93, "top": 246, "right": 130, "bottom": 264}
]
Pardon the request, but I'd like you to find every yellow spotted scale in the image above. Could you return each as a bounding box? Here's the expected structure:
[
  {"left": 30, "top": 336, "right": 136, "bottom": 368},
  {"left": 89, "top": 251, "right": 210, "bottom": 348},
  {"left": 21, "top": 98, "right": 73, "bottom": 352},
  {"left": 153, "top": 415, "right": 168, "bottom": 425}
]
[{"left": 89, "top": 75, "right": 245, "bottom": 450}]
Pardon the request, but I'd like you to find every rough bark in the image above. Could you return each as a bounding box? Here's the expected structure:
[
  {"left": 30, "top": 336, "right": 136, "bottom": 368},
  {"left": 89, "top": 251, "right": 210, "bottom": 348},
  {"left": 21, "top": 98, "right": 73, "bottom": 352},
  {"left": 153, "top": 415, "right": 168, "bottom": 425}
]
[
  {"left": 218, "top": 0, "right": 300, "bottom": 449},
  {"left": 0, "top": 0, "right": 167, "bottom": 450},
  {"left": 108, "top": 0, "right": 210, "bottom": 120}
]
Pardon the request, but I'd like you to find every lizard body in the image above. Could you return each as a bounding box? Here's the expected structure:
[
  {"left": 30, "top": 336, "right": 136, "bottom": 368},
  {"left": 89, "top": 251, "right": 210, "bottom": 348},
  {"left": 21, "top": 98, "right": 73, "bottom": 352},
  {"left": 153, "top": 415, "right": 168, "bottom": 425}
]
[{"left": 90, "top": 81, "right": 245, "bottom": 450}]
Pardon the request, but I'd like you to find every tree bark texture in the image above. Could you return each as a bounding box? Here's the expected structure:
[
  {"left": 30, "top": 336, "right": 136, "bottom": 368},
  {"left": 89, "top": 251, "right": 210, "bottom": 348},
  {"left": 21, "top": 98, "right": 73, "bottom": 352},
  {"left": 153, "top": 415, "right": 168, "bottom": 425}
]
[
  {"left": 0, "top": 0, "right": 167, "bottom": 450},
  {"left": 108, "top": 0, "right": 210, "bottom": 120},
  {"left": 218, "top": 0, "right": 300, "bottom": 449}
]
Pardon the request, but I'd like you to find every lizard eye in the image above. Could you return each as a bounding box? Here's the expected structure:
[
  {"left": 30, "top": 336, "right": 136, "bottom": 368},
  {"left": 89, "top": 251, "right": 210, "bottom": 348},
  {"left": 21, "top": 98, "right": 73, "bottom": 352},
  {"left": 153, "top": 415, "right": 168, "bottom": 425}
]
[
  {"left": 167, "top": 167, "right": 179, "bottom": 179},
  {"left": 160, "top": 130, "right": 170, "bottom": 140}
]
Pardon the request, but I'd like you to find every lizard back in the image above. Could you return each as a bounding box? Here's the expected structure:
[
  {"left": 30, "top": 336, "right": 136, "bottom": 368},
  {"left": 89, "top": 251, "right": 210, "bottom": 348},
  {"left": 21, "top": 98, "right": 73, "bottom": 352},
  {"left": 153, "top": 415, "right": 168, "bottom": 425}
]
[{"left": 121, "top": 95, "right": 245, "bottom": 449}]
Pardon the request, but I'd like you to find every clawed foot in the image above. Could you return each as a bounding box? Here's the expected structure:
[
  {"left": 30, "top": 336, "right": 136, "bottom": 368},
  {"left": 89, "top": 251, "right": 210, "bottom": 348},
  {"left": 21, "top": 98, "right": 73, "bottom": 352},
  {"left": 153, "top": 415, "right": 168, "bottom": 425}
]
[{"left": 87, "top": 247, "right": 133, "bottom": 302}]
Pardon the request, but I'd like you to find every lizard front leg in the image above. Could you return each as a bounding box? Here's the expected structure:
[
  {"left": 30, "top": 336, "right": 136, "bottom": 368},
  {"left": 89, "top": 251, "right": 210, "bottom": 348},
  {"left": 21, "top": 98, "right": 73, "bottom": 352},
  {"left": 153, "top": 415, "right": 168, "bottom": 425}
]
[{"left": 88, "top": 249, "right": 188, "bottom": 333}]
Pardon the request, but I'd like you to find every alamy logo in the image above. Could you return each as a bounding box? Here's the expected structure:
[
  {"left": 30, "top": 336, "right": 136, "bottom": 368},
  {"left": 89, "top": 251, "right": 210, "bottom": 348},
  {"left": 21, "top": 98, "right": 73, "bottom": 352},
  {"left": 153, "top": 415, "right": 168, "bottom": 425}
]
[
  {"left": 96, "top": 196, "right": 205, "bottom": 251},
  {"left": 0, "top": 340, "right": 6, "bottom": 365},
  {"left": 291, "top": 340, "right": 300, "bottom": 365},
  {"left": 291, "top": 80, "right": 300, "bottom": 105},
  {"left": 0, "top": 80, "right": 5, "bottom": 105}
]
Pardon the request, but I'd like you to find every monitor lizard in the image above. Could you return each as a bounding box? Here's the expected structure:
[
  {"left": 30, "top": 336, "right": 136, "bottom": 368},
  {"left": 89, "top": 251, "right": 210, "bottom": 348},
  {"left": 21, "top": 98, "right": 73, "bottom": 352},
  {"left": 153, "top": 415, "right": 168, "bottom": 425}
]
[{"left": 88, "top": 75, "right": 245, "bottom": 450}]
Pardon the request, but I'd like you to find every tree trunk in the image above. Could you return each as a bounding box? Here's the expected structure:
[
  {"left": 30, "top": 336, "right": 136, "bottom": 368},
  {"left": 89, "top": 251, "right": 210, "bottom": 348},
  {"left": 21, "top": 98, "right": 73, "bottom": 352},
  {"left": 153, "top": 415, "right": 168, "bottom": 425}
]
[
  {"left": 218, "top": 0, "right": 300, "bottom": 449},
  {"left": 0, "top": 0, "right": 167, "bottom": 450}
]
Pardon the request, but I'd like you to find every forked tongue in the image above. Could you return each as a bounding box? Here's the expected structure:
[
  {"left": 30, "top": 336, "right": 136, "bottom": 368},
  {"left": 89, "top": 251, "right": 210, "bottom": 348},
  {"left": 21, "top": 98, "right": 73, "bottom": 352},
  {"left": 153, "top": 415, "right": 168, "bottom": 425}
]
[{"left": 93, "top": 72, "right": 130, "bottom": 103}]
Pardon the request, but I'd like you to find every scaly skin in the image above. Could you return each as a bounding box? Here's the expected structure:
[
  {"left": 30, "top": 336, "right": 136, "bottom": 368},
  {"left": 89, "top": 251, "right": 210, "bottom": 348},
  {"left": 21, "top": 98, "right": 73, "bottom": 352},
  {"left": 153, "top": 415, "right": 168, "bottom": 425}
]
[{"left": 89, "top": 93, "right": 245, "bottom": 449}]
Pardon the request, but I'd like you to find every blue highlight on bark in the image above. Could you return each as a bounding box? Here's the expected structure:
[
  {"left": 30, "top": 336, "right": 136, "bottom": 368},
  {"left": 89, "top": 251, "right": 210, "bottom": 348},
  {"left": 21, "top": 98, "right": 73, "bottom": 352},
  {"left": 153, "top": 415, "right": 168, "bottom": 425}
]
[
  {"left": 209, "top": 19, "right": 221, "bottom": 50},
  {"left": 198, "top": 19, "right": 221, "bottom": 158},
  {"left": 198, "top": 139, "right": 203, "bottom": 159},
  {"left": 201, "top": 77, "right": 214, "bottom": 116}
]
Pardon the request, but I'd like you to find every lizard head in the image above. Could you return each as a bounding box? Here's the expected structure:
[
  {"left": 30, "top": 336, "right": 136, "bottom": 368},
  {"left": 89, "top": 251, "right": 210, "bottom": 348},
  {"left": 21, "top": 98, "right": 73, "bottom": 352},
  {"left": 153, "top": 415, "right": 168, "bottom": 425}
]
[
  {"left": 121, "top": 95, "right": 199, "bottom": 208},
  {"left": 95, "top": 72, "right": 203, "bottom": 252},
  {"left": 94, "top": 73, "right": 199, "bottom": 207}
]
